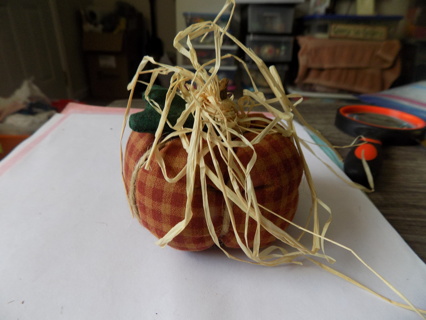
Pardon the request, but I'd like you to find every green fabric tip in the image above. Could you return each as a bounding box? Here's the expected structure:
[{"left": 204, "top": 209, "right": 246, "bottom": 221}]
[{"left": 129, "top": 85, "right": 194, "bottom": 134}]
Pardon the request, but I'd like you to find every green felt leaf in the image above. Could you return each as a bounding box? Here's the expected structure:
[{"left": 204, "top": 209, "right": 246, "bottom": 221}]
[{"left": 129, "top": 85, "right": 194, "bottom": 133}]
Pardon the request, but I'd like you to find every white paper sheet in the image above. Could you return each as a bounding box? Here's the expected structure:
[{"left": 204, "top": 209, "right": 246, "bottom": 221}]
[{"left": 0, "top": 104, "right": 425, "bottom": 320}]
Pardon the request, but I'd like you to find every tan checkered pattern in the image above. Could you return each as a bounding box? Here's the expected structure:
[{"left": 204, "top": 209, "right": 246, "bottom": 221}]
[{"left": 124, "top": 129, "right": 303, "bottom": 251}]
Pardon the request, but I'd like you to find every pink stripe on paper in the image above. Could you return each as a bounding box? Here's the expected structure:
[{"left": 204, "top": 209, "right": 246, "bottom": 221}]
[
  {"left": 62, "top": 103, "right": 141, "bottom": 115},
  {"left": 377, "top": 93, "right": 426, "bottom": 108},
  {"left": 0, "top": 115, "right": 69, "bottom": 177}
]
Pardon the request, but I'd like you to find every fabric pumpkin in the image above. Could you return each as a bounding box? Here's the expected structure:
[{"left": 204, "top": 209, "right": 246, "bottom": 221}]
[{"left": 123, "top": 118, "right": 304, "bottom": 251}]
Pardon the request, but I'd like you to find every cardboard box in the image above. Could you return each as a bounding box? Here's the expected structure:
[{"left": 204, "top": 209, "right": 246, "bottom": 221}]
[
  {"left": 303, "top": 15, "right": 402, "bottom": 40},
  {"left": 329, "top": 24, "right": 388, "bottom": 41},
  {"left": 83, "top": 32, "right": 137, "bottom": 99},
  {"left": 85, "top": 53, "right": 129, "bottom": 99},
  {"left": 82, "top": 32, "right": 125, "bottom": 52}
]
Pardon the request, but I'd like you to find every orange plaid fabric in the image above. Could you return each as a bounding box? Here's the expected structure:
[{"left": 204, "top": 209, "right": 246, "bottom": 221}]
[
  {"left": 124, "top": 130, "right": 303, "bottom": 251},
  {"left": 220, "top": 132, "right": 302, "bottom": 248}
]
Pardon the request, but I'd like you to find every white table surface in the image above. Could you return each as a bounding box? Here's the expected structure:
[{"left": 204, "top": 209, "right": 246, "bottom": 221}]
[{"left": 0, "top": 103, "right": 425, "bottom": 320}]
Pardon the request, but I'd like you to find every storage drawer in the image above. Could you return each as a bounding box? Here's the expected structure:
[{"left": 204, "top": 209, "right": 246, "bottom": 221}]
[
  {"left": 183, "top": 12, "right": 233, "bottom": 45},
  {"left": 183, "top": 12, "right": 230, "bottom": 29},
  {"left": 216, "top": 66, "right": 238, "bottom": 91},
  {"left": 180, "top": 65, "right": 238, "bottom": 92},
  {"left": 242, "top": 64, "right": 288, "bottom": 94},
  {"left": 182, "top": 45, "right": 238, "bottom": 66},
  {"left": 248, "top": 5, "right": 294, "bottom": 34},
  {"left": 246, "top": 35, "right": 293, "bottom": 62}
]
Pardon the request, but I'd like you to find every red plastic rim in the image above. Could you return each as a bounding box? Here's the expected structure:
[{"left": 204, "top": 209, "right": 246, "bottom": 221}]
[{"left": 339, "top": 105, "right": 426, "bottom": 130}]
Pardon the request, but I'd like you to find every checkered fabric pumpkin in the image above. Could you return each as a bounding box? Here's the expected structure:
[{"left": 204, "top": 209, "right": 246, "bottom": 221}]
[{"left": 123, "top": 123, "right": 304, "bottom": 251}]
